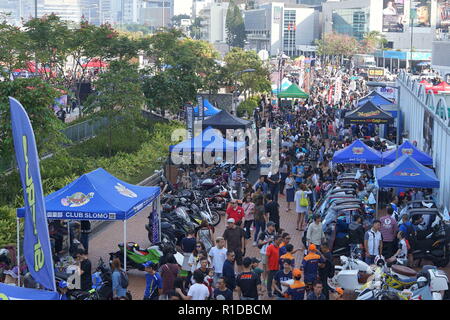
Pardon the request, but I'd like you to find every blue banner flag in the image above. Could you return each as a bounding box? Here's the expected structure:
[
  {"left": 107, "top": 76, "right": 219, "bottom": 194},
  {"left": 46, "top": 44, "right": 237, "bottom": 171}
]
[
  {"left": 0, "top": 283, "right": 59, "bottom": 300},
  {"left": 9, "top": 97, "right": 56, "bottom": 292}
]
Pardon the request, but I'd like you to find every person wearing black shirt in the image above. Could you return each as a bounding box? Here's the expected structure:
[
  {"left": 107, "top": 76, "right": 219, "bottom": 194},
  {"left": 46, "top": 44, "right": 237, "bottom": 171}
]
[
  {"left": 273, "top": 261, "right": 293, "bottom": 300},
  {"left": 267, "top": 171, "right": 281, "bottom": 203},
  {"left": 76, "top": 249, "right": 92, "bottom": 291},
  {"left": 80, "top": 220, "right": 91, "bottom": 254},
  {"left": 265, "top": 195, "right": 280, "bottom": 232},
  {"left": 307, "top": 280, "right": 327, "bottom": 300},
  {"left": 214, "top": 277, "right": 233, "bottom": 300},
  {"left": 236, "top": 257, "right": 262, "bottom": 300}
]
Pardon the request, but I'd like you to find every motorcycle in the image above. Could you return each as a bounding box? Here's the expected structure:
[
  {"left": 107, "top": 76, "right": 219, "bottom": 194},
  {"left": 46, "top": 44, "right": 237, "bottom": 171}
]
[{"left": 109, "top": 242, "right": 163, "bottom": 271}]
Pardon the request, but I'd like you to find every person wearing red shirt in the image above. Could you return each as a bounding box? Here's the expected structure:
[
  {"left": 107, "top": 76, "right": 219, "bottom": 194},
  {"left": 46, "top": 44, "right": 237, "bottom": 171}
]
[
  {"left": 226, "top": 200, "right": 245, "bottom": 226},
  {"left": 265, "top": 235, "right": 282, "bottom": 298}
]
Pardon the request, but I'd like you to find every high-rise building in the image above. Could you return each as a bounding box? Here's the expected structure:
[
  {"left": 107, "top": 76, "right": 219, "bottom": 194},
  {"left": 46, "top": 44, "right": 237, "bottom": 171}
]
[
  {"left": 244, "top": 2, "right": 320, "bottom": 56},
  {"left": 139, "top": 0, "right": 173, "bottom": 29}
]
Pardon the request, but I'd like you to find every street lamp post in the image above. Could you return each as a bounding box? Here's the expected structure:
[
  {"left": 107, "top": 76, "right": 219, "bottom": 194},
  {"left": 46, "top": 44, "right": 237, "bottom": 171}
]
[{"left": 367, "top": 81, "right": 402, "bottom": 159}]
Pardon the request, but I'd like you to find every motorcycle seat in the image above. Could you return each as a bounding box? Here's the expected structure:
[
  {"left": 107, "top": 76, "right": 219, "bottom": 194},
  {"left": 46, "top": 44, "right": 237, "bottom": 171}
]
[
  {"left": 399, "top": 277, "right": 417, "bottom": 284},
  {"left": 391, "top": 265, "right": 417, "bottom": 277}
]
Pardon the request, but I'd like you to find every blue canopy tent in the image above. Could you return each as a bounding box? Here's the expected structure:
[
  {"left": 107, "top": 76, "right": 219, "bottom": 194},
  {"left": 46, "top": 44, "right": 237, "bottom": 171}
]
[
  {"left": 358, "top": 91, "right": 395, "bottom": 107},
  {"left": 17, "top": 168, "right": 161, "bottom": 271},
  {"left": 193, "top": 99, "right": 220, "bottom": 117},
  {"left": 332, "top": 139, "right": 383, "bottom": 165},
  {"left": 375, "top": 154, "right": 440, "bottom": 189},
  {"left": 169, "top": 126, "right": 246, "bottom": 164},
  {"left": 382, "top": 140, "right": 433, "bottom": 166}
]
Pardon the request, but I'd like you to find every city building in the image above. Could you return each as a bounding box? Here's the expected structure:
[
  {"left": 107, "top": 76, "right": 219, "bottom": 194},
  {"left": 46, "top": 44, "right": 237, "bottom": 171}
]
[
  {"left": 198, "top": 1, "right": 229, "bottom": 43},
  {"left": 244, "top": 2, "right": 320, "bottom": 56},
  {"left": 139, "top": 0, "right": 173, "bottom": 29},
  {"left": 322, "top": 0, "right": 441, "bottom": 70},
  {"left": 173, "top": 0, "right": 193, "bottom": 16},
  {"left": 432, "top": 0, "right": 450, "bottom": 81},
  {"left": 80, "top": 0, "right": 101, "bottom": 25}
]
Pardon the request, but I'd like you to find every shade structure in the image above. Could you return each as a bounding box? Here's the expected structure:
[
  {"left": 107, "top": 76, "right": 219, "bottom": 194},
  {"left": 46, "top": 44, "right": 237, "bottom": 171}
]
[
  {"left": 201, "top": 109, "right": 252, "bottom": 131},
  {"left": 193, "top": 99, "right": 220, "bottom": 117},
  {"left": 358, "top": 91, "right": 395, "bottom": 107},
  {"left": 375, "top": 154, "right": 440, "bottom": 188},
  {"left": 344, "top": 100, "right": 394, "bottom": 125},
  {"left": 277, "top": 83, "right": 309, "bottom": 99},
  {"left": 419, "top": 79, "right": 433, "bottom": 90},
  {"left": 382, "top": 140, "right": 433, "bottom": 165},
  {"left": 169, "top": 126, "right": 245, "bottom": 153},
  {"left": 332, "top": 139, "right": 383, "bottom": 165},
  {"left": 82, "top": 59, "right": 109, "bottom": 68},
  {"left": 429, "top": 81, "right": 450, "bottom": 94},
  {"left": 17, "top": 168, "right": 160, "bottom": 221}
]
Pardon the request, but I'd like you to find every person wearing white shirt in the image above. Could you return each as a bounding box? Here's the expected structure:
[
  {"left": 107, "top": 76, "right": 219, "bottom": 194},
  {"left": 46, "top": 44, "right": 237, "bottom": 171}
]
[
  {"left": 177, "top": 270, "right": 210, "bottom": 300},
  {"left": 364, "top": 220, "right": 383, "bottom": 265},
  {"left": 209, "top": 237, "right": 228, "bottom": 285}
]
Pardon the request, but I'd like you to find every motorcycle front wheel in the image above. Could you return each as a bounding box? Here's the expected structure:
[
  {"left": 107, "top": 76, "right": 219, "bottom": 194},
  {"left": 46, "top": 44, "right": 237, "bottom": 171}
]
[
  {"left": 210, "top": 210, "right": 221, "bottom": 227},
  {"left": 433, "top": 255, "right": 450, "bottom": 268}
]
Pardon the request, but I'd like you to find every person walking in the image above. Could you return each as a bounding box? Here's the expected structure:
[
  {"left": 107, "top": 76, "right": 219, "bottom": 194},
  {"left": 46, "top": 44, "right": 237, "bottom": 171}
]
[
  {"left": 79, "top": 220, "right": 91, "bottom": 254},
  {"left": 226, "top": 200, "right": 245, "bottom": 227},
  {"left": 111, "top": 258, "right": 127, "bottom": 299},
  {"left": 265, "top": 195, "right": 280, "bottom": 232},
  {"left": 231, "top": 167, "right": 245, "bottom": 200},
  {"left": 197, "top": 220, "right": 214, "bottom": 253},
  {"left": 301, "top": 244, "right": 324, "bottom": 291},
  {"left": 209, "top": 237, "right": 227, "bottom": 285},
  {"left": 223, "top": 218, "right": 246, "bottom": 272},
  {"left": 253, "top": 196, "right": 267, "bottom": 246},
  {"left": 257, "top": 221, "right": 277, "bottom": 283},
  {"left": 380, "top": 207, "right": 399, "bottom": 259},
  {"left": 222, "top": 250, "right": 236, "bottom": 291},
  {"left": 266, "top": 235, "right": 282, "bottom": 298},
  {"left": 364, "top": 220, "right": 383, "bottom": 265},
  {"left": 285, "top": 172, "right": 296, "bottom": 212},
  {"left": 242, "top": 194, "right": 255, "bottom": 240},
  {"left": 294, "top": 184, "right": 312, "bottom": 231},
  {"left": 143, "top": 261, "right": 162, "bottom": 300},
  {"left": 306, "top": 215, "right": 326, "bottom": 250},
  {"left": 267, "top": 170, "right": 281, "bottom": 203},
  {"left": 214, "top": 277, "right": 234, "bottom": 300},
  {"left": 180, "top": 230, "right": 196, "bottom": 286},
  {"left": 159, "top": 255, "right": 180, "bottom": 300},
  {"left": 236, "top": 257, "right": 263, "bottom": 300}
]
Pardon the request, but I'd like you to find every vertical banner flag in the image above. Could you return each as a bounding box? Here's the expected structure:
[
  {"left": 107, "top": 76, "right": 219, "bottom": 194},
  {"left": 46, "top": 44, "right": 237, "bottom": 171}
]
[
  {"left": 150, "top": 201, "right": 160, "bottom": 244},
  {"left": 185, "top": 103, "right": 194, "bottom": 140},
  {"left": 197, "top": 95, "right": 204, "bottom": 120},
  {"left": 9, "top": 97, "right": 56, "bottom": 291},
  {"left": 334, "top": 76, "right": 342, "bottom": 105}
]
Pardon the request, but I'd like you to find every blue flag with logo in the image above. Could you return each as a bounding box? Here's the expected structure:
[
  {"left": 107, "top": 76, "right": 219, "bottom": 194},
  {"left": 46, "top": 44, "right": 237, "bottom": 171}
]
[
  {"left": 9, "top": 97, "right": 56, "bottom": 291},
  {"left": 0, "top": 283, "right": 59, "bottom": 300}
]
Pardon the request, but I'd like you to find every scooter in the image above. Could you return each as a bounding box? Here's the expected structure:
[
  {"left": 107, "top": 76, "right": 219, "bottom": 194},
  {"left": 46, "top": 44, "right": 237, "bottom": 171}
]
[{"left": 328, "top": 251, "right": 373, "bottom": 291}]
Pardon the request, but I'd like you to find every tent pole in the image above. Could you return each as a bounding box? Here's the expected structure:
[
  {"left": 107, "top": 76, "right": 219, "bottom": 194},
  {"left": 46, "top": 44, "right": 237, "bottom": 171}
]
[
  {"left": 124, "top": 220, "right": 127, "bottom": 272},
  {"left": 376, "top": 188, "right": 379, "bottom": 217},
  {"left": 16, "top": 217, "right": 20, "bottom": 287},
  {"left": 67, "top": 222, "right": 71, "bottom": 255}
]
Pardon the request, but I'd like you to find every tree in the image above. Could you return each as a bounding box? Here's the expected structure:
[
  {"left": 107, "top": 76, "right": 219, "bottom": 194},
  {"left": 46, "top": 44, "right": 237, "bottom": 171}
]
[
  {"left": 223, "top": 47, "right": 271, "bottom": 99},
  {"left": 315, "top": 32, "right": 360, "bottom": 57},
  {"left": 0, "top": 78, "right": 65, "bottom": 160},
  {"left": 360, "top": 31, "right": 388, "bottom": 54},
  {"left": 0, "top": 22, "right": 31, "bottom": 77},
  {"left": 226, "top": 0, "right": 247, "bottom": 48},
  {"left": 171, "top": 14, "right": 190, "bottom": 28},
  {"left": 142, "top": 29, "right": 221, "bottom": 115},
  {"left": 189, "top": 17, "right": 204, "bottom": 40},
  {"left": 85, "top": 61, "right": 144, "bottom": 157}
]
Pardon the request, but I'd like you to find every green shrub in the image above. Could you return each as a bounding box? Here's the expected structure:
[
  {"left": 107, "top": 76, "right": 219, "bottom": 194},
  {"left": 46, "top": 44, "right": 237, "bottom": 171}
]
[
  {"left": 0, "top": 206, "right": 22, "bottom": 247},
  {"left": 237, "top": 96, "right": 259, "bottom": 118}
]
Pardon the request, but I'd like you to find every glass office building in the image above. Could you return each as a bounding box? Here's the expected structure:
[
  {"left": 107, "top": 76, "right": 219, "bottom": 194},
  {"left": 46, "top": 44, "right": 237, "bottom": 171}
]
[{"left": 332, "top": 8, "right": 370, "bottom": 40}]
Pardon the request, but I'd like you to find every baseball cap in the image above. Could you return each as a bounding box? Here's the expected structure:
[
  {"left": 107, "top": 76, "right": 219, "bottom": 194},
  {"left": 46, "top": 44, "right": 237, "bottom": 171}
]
[
  {"left": 293, "top": 268, "right": 302, "bottom": 277},
  {"left": 227, "top": 218, "right": 235, "bottom": 224},
  {"left": 336, "top": 287, "right": 344, "bottom": 295},
  {"left": 142, "top": 261, "right": 155, "bottom": 269},
  {"left": 58, "top": 281, "right": 68, "bottom": 289},
  {"left": 308, "top": 243, "right": 317, "bottom": 252}
]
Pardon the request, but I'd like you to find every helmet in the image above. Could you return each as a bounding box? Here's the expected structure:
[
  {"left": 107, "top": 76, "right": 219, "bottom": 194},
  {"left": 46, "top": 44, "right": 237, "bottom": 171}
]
[
  {"left": 374, "top": 255, "right": 385, "bottom": 267},
  {"left": 58, "top": 281, "right": 68, "bottom": 289},
  {"left": 417, "top": 276, "right": 428, "bottom": 288}
]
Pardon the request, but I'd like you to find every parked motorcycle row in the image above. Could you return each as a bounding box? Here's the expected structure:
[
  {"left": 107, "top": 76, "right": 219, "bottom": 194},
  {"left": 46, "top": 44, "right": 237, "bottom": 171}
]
[
  {"left": 306, "top": 169, "right": 450, "bottom": 300},
  {"left": 108, "top": 163, "right": 246, "bottom": 274}
]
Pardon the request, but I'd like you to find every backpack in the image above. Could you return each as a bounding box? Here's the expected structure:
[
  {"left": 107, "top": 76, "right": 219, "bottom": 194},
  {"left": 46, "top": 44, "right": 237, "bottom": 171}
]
[
  {"left": 299, "top": 191, "right": 309, "bottom": 207},
  {"left": 119, "top": 270, "right": 129, "bottom": 288}
]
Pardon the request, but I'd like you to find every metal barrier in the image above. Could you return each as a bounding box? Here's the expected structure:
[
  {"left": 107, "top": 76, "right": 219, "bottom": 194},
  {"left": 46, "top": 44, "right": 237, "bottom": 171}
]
[
  {"left": 397, "top": 71, "right": 450, "bottom": 212},
  {"left": 63, "top": 117, "right": 109, "bottom": 143}
]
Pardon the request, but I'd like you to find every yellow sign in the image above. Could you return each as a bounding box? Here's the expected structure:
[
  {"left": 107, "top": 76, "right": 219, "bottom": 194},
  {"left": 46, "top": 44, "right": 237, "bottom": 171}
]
[{"left": 369, "top": 68, "right": 385, "bottom": 77}]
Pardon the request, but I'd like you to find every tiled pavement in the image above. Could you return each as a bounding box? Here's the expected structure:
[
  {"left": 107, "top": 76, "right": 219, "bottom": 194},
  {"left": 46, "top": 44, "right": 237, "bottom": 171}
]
[{"left": 88, "top": 191, "right": 312, "bottom": 300}]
